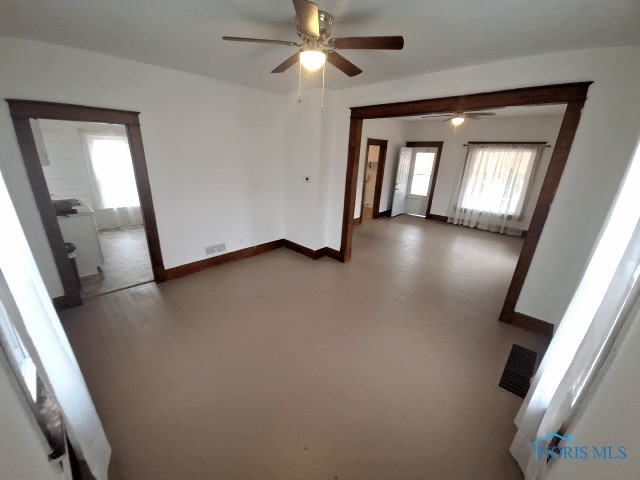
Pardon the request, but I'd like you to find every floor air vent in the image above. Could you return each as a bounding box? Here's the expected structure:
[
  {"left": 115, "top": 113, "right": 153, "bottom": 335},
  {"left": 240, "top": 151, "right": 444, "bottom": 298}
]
[{"left": 499, "top": 344, "right": 537, "bottom": 399}]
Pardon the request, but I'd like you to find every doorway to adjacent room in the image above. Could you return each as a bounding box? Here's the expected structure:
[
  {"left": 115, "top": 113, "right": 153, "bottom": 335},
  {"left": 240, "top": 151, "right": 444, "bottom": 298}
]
[
  {"left": 7, "top": 100, "right": 165, "bottom": 308},
  {"left": 358, "top": 138, "right": 388, "bottom": 223}
]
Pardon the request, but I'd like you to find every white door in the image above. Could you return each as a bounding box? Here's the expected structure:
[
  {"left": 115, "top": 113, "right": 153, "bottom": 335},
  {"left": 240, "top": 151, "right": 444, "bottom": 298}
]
[
  {"left": 391, "top": 147, "right": 412, "bottom": 217},
  {"left": 404, "top": 148, "right": 438, "bottom": 216}
]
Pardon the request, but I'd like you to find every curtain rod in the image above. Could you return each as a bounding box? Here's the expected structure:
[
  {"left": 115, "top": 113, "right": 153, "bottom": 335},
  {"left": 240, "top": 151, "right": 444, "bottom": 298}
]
[{"left": 463, "top": 142, "right": 551, "bottom": 148}]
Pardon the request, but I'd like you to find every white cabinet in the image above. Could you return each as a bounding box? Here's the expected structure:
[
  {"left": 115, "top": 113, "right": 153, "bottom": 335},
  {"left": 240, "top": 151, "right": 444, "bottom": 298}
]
[{"left": 57, "top": 204, "right": 104, "bottom": 277}]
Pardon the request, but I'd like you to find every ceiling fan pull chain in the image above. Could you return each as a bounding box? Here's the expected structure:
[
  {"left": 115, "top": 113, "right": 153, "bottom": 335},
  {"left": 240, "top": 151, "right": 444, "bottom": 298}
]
[
  {"left": 298, "top": 60, "right": 302, "bottom": 103},
  {"left": 321, "top": 62, "right": 326, "bottom": 108}
]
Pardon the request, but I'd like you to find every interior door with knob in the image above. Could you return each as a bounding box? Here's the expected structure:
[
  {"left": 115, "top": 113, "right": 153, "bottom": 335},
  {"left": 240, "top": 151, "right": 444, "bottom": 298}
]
[{"left": 391, "top": 147, "right": 412, "bottom": 217}]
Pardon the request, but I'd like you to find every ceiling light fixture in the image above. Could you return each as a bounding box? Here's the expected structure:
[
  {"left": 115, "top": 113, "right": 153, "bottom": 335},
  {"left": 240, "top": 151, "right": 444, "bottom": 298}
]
[
  {"left": 299, "top": 49, "right": 327, "bottom": 72},
  {"left": 451, "top": 116, "right": 465, "bottom": 126}
]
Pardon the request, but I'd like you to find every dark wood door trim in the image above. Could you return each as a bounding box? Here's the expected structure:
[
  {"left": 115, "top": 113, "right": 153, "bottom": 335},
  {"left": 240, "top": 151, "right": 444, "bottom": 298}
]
[
  {"left": 405, "top": 141, "right": 444, "bottom": 218},
  {"left": 6, "top": 100, "right": 166, "bottom": 308},
  {"left": 6, "top": 100, "right": 140, "bottom": 125},
  {"left": 9, "top": 115, "right": 83, "bottom": 307},
  {"left": 359, "top": 138, "right": 388, "bottom": 221},
  {"left": 339, "top": 82, "right": 592, "bottom": 330}
]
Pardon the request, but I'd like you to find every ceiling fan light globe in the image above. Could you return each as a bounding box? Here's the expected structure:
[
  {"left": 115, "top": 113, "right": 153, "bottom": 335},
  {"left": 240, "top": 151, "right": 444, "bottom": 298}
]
[
  {"left": 451, "top": 116, "right": 465, "bottom": 126},
  {"left": 300, "top": 50, "right": 326, "bottom": 71}
]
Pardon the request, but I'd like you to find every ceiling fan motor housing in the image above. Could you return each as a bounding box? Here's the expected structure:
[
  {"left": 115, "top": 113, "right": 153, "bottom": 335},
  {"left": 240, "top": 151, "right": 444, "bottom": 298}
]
[{"left": 297, "top": 10, "right": 333, "bottom": 41}]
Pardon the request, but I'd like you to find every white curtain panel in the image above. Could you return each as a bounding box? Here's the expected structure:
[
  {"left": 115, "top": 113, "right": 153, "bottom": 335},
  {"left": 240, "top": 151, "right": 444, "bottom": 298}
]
[
  {"left": 94, "top": 206, "right": 143, "bottom": 231},
  {"left": 449, "top": 144, "right": 542, "bottom": 235},
  {"left": 511, "top": 140, "right": 640, "bottom": 479},
  {"left": 82, "top": 132, "right": 142, "bottom": 230},
  {"left": 0, "top": 172, "right": 111, "bottom": 479}
]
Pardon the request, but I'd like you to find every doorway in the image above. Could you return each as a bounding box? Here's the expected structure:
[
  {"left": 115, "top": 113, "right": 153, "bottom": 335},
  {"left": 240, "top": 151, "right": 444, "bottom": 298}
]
[
  {"left": 7, "top": 100, "right": 165, "bottom": 309},
  {"left": 358, "top": 138, "right": 387, "bottom": 222},
  {"left": 339, "top": 82, "right": 592, "bottom": 332},
  {"left": 36, "top": 119, "right": 153, "bottom": 299},
  {"left": 391, "top": 141, "right": 443, "bottom": 218}
]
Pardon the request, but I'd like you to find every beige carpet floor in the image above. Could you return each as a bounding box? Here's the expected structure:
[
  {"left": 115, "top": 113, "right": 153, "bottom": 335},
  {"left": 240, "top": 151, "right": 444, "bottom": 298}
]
[{"left": 61, "top": 215, "right": 549, "bottom": 480}]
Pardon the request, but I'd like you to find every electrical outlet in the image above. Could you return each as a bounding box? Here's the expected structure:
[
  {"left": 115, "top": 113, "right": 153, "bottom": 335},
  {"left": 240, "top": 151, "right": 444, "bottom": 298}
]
[
  {"left": 205, "top": 245, "right": 216, "bottom": 255},
  {"left": 215, "top": 243, "right": 226, "bottom": 253}
]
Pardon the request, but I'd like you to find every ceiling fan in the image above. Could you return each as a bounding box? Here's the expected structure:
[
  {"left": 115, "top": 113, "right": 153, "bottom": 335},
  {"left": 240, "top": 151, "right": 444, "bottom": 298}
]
[
  {"left": 222, "top": 0, "right": 404, "bottom": 77},
  {"left": 422, "top": 111, "right": 497, "bottom": 126}
]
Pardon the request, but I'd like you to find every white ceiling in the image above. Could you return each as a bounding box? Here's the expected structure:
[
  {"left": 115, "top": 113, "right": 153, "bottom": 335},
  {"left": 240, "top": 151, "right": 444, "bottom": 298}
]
[
  {"left": 1, "top": 0, "right": 639, "bottom": 94},
  {"left": 402, "top": 104, "right": 567, "bottom": 121}
]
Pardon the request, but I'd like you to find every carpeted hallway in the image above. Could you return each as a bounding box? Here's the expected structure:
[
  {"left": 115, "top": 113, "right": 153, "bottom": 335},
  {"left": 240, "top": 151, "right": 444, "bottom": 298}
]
[{"left": 61, "top": 215, "right": 549, "bottom": 480}]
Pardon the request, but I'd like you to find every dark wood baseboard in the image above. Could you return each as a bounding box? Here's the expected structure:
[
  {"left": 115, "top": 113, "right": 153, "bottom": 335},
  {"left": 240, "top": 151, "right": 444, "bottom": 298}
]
[
  {"left": 318, "top": 247, "right": 342, "bottom": 261},
  {"left": 165, "top": 239, "right": 284, "bottom": 280},
  {"left": 354, "top": 217, "right": 363, "bottom": 225},
  {"left": 427, "top": 214, "right": 449, "bottom": 223},
  {"left": 165, "top": 239, "right": 342, "bottom": 280},
  {"left": 283, "top": 240, "right": 324, "bottom": 260},
  {"left": 378, "top": 209, "right": 391, "bottom": 218},
  {"left": 521, "top": 230, "right": 529, "bottom": 238},
  {"left": 507, "top": 311, "right": 554, "bottom": 338},
  {"left": 52, "top": 292, "right": 82, "bottom": 310},
  {"left": 284, "top": 240, "right": 342, "bottom": 262}
]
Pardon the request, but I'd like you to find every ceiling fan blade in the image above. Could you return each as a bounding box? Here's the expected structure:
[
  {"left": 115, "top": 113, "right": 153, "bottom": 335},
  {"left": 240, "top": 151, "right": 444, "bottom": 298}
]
[
  {"left": 326, "top": 51, "right": 362, "bottom": 77},
  {"left": 465, "top": 113, "right": 495, "bottom": 120},
  {"left": 464, "top": 113, "right": 496, "bottom": 120},
  {"left": 222, "top": 36, "right": 298, "bottom": 47},
  {"left": 466, "top": 112, "right": 496, "bottom": 116},
  {"left": 421, "top": 114, "right": 454, "bottom": 118},
  {"left": 271, "top": 53, "right": 300, "bottom": 73},
  {"left": 330, "top": 36, "right": 404, "bottom": 50},
  {"left": 292, "top": 0, "right": 320, "bottom": 39}
]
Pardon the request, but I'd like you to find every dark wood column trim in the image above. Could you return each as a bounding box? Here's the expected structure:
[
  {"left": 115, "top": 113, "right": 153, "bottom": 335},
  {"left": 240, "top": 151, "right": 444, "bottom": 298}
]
[
  {"left": 340, "top": 118, "right": 363, "bottom": 262},
  {"left": 498, "top": 99, "right": 586, "bottom": 323},
  {"left": 350, "top": 82, "right": 592, "bottom": 119}
]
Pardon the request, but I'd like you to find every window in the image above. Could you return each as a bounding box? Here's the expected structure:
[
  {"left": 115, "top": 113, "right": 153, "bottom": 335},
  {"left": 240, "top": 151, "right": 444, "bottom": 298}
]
[
  {"left": 458, "top": 145, "right": 540, "bottom": 216},
  {"left": 86, "top": 134, "right": 140, "bottom": 209},
  {"left": 410, "top": 152, "right": 435, "bottom": 196}
]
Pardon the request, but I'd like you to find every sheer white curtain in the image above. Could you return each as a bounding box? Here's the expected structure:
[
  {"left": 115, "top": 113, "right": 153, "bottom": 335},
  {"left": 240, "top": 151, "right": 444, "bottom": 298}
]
[
  {"left": 82, "top": 132, "right": 143, "bottom": 230},
  {"left": 511, "top": 140, "right": 640, "bottom": 479},
  {"left": 449, "top": 144, "right": 542, "bottom": 235},
  {"left": 0, "top": 172, "right": 111, "bottom": 479}
]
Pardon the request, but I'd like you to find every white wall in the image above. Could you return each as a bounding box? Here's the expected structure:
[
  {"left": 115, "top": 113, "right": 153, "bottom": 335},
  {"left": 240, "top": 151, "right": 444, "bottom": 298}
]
[
  {"left": 319, "top": 47, "right": 640, "bottom": 326},
  {"left": 0, "top": 37, "right": 286, "bottom": 298},
  {"left": 403, "top": 114, "right": 565, "bottom": 229},
  {"left": 0, "top": 359, "right": 70, "bottom": 480},
  {"left": 282, "top": 89, "right": 326, "bottom": 250}
]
